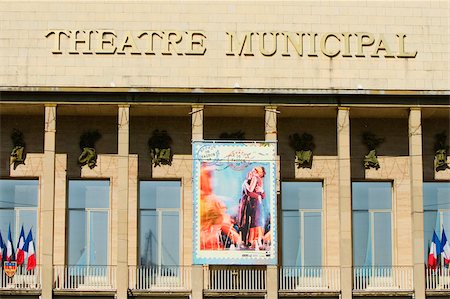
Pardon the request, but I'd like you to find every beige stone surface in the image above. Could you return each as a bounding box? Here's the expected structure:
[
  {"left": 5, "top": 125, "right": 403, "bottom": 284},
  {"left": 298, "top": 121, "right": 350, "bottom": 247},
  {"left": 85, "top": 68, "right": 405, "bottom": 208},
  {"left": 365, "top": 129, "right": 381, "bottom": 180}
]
[
  {"left": 295, "top": 156, "right": 340, "bottom": 266},
  {"left": 365, "top": 156, "right": 412, "bottom": 266},
  {"left": 0, "top": 1, "right": 448, "bottom": 91}
]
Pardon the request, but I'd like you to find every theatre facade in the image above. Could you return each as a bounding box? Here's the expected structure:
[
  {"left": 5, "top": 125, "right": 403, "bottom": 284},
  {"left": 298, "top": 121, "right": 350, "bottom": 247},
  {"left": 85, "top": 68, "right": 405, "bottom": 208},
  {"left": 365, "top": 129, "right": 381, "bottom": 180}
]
[{"left": 0, "top": 1, "right": 449, "bottom": 299}]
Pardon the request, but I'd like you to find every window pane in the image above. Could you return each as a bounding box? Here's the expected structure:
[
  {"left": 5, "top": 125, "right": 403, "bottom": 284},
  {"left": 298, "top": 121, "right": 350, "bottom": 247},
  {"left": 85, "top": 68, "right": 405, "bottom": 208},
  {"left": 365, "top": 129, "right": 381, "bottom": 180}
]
[
  {"left": 282, "top": 211, "right": 301, "bottom": 266},
  {"left": 0, "top": 210, "right": 15, "bottom": 242},
  {"left": 68, "top": 180, "right": 109, "bottom": 209},
  {"left": 140, "top": 210, "right": 158, "bottom": 266},
  {"left": 282, "top": 182, "right": 322, "bottom": 210},
  {"left": 304, "top": 212, "right": 321, "bottom": 266},
  {"left": 161, "top": 211, "right": 179, "bottom": 266},
  {"left": 352, "top": 182, "right": 391, "bottom": 210},
  {"left": 353, "top": 211, "right": 371, "bottom": 266},
  {"left": 374, "top": 212, "right": 392, "bottom": 266},
  {"left": 424, "top": 182, "right": 450, "bottom": 210},
  {"left": 90, "top": 211, "right": 108, "bottom": 266},
  {"left": 68, "top": 210, "right": 86, "bottom": 265},
  {"left": 0, "top": 180, "right": 38, "bottom": 208},
  {"left": 140, "top": 181, "right": 181, "bottom": 209}
]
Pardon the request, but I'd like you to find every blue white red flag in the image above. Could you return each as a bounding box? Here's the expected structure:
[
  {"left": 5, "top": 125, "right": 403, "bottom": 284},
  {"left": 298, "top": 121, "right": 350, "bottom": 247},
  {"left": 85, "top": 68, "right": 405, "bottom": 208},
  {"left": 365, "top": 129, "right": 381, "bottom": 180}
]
[
  {"left": 0, "top": 231, "right": 5, "bottom": 264},
  {"left": 6, "top": 225, "right": 15, "bottom": 262},
  {"left": 441, "top": 228, "right": 450, "bottom": 267},
  {"left": 23, "top": 229, "right": 36, "bottom": 271},
  {"left": 16, "top": 226, "right": 25, "bottom": 265},
  {"left": 428, "top": 231, "right": 441, "bottom": 269}
]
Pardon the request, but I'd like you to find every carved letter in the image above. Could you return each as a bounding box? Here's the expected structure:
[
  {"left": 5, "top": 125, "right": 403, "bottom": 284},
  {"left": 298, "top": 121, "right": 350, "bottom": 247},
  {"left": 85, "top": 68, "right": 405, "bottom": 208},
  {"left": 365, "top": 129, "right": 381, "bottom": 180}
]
[
  {"left": 138, "top": 31, "right": 163, "bottom": 55},
  {"left": 69, "top": 30, "right": 94, "bottom": 54},
  {"left": 117, "top": 31, "right": 141, "bottom": 54},
  {"left": 396, "top": 34, "right": 417, "bottom": 58},
  {"left": 185, "top": 31, "right": 207, "bottom": 55},
  {"left": 258, "top": 32, "right": 278, "bottom": 56},
  {"left": 281, "top": 32, "right": 304, "bottom": 56},
  {"left": 307, "top": 33, "right": 318, "bottom": 57},
  {"left": 95, "top": 30, "right": 117, "bottom": 54},
  {"left": 225, "top": 32, "right": 254, "bottom": 56},
  {"left": 341, "top": 33, "right": 352, "bottom": 57},
  {"left": 355, "top": 33, "right": 375, "bottom": 57},
  {"left": 161, "top": 31, "right": 183, "bottom": 55},
  {"left": 371, "top": 34, "right": 395, "bottom": 58},
  {"left": 45, "top": 30, "right": 71, "bottom": 54},
  {"left": 321, "top": 33, "right": 340, "bottom": 58}
]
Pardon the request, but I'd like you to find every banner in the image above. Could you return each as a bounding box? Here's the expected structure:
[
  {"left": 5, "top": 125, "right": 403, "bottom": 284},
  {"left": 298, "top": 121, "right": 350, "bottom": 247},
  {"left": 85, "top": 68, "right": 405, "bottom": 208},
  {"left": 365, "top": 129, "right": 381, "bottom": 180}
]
[{"left": 193, "top": 141, "right": 277, "bottom": 265}]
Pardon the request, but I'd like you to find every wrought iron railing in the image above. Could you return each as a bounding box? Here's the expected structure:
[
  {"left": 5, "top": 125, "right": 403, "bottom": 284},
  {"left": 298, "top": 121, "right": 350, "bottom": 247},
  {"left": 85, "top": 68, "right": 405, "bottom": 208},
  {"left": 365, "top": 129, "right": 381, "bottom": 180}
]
[
  {"left": 279, "top": 266, "right": 340, "bottom": 291},
  {"left": 205, "top": 267, "right": 266, "bottom": 291},
  {"left": 425, "top": 266, "right": 450, "bottom": 290},
  {"left": 128, "top": 265, "right": 191, "bottom": 291},
  {"left": 353, "top": 266, "right": 413, "bottom": 291},
  {"left": 54, "top": 265, "right": 116, "bottom": 291},
  {"left": 0, "top": 266, "right": 40, "bottom": 290}
]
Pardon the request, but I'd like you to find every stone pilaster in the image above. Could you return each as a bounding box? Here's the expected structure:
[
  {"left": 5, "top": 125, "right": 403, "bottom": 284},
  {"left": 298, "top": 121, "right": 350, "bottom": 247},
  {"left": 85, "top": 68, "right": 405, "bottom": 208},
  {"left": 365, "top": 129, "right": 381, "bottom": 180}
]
[
  {"left": 42, "top": 104, "right": 57, "bottom": 299},
  {"left": 192, "top": 105, "right": 204, "bottom": 141},
  {"left": 191, "top": 105, "right": 204, "bottom": 298},
  {"left": 116, "top": 105, "right": 130, "bottom": 299},
  {"left": 337, "top": 107, "right": 352, "bottom": 299},
  {"left": 409, "top": 108, "right": 425, "bottom": 299}
]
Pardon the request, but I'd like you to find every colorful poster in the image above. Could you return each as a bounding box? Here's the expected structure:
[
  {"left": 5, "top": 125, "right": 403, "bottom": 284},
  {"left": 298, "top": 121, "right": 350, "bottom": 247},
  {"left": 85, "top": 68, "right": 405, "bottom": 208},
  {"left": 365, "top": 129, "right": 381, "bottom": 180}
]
[{"left": 193, "top": 141, "right": 277, "bottom": 265}]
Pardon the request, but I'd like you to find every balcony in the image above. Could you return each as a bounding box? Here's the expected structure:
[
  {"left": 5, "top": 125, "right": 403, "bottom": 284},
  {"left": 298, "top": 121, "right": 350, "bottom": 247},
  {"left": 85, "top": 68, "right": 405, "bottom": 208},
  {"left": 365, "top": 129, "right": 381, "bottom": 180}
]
[
  {"left": 426, "top": 266, "right": 450, "bottom": 292},
  {"left": 205, "top": 266, "right": 266, "bottom": 294},
  {"left": 353, "top": 266, "right": 413, "bottom": 293},
  {"left": 279, "top": 266, "right": 340, "bottom": 293},
  {"left": 54, "top": 265, "right": 116, "bottom": 293},
  {"left": 128, "top": 265, "right": 191, "bottom": 295},
  {"left": 0, "top": 267, "right": 40, "bottom": 293}
]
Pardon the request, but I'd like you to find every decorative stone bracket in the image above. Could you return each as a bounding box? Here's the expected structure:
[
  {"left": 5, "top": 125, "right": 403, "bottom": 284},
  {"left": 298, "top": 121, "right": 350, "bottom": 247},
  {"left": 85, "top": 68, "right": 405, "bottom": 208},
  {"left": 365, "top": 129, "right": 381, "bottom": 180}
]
[
  {"left": 289, "top": 133, "right": 315, "bottom": 169},
  {"left": 10, "top": 129, "right": 26, "bottom": 170},
  {"left": 148, "top": 129, "right": 173, "bottom": 167}
]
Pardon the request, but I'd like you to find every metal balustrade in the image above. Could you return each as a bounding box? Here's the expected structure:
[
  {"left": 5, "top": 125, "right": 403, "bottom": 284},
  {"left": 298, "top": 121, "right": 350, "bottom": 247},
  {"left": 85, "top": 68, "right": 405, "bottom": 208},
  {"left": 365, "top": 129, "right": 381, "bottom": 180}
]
[
  {"left": 279, "top": 266, "right": 340, "bottom": 291},
  {"left": 426, "top": 266, "right": 450, "bottom": 290},
  {"left": 128, "top": 265, "right": 191, "bottom": 291},
  {"left": 205, "top": 267, "right": 266, "bottom": 291},
  {"left": 54, "top": 265, "right": 116, "bottom": 291},
  {"left": 0, "top": 266, "right": 40, "bottom": 290},
  {"left": 353, "top": 266, "right": 413, "bottom": 291}
]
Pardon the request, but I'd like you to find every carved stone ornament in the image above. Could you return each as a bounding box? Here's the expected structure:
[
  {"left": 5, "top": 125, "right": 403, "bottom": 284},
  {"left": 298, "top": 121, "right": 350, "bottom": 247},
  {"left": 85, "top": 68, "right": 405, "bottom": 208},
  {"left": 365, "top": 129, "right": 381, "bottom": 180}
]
[
  {"left": 362, "top": 132, "right": 384, "bottom": 170},
  {"left": 78, "top": 130, "right": 101, "bottom": 169},
  {"left": 289, "top": 133, "right": 315, "bottom": 169},
  {"left": 148, "top": 129, "right": 173, "bottom": 167},
  {"left": 434, "top": 132, "right": 449, "bottom": 172},
  {"left": 10, "top": 129, "right": 26, "bottom": 170}
]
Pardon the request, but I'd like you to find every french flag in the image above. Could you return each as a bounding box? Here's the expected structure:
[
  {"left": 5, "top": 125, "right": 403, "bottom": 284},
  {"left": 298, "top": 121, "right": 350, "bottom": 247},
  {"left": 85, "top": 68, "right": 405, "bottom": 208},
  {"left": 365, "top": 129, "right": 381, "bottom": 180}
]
[
  {"left": 16, "top": 226, "right": 26, "bottom": 265},
  {"left": 23, "top": 229, "right": 36, "bottom": 271},
  {"left": 0, "top": 231, "right": 5, "bottom": 264},
  {"left": 441, "top": 228, "right": 450, "bottom": 267},
  {"left": 6, "top": 225, "right": 15, "bottom": 262},
  {"left": 428, "top": 231, "right": 441, "bottom": 270}
]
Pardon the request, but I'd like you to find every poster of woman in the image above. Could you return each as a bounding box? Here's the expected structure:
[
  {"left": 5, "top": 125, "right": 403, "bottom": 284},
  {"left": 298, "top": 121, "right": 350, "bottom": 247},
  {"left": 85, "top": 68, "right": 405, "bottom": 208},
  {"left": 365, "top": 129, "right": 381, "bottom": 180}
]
[{"left": 193, "top": 141, "right": 277, "bottom": 265}]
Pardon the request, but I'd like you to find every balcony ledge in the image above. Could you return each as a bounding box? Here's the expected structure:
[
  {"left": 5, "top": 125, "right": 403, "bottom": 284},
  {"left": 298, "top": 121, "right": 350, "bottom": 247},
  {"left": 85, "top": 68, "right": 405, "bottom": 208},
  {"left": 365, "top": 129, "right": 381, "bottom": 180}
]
[
  {"left": 279, "top": 290, "right": 340, "bottom": 297},
  {"left": 53, "top": 290, "right": 116, "bottom": 296},
  {"left": 128, "top": 290, "right": 191, "bottom": 297},
  {"left": 352, "top": 290, "right": 414, "bottom": 297},
  {"left": 204, "top": 291, "right": 265, "bottom": 297},
  {"left": 0, "top": 289, "right": 41, "bottom": 296}
]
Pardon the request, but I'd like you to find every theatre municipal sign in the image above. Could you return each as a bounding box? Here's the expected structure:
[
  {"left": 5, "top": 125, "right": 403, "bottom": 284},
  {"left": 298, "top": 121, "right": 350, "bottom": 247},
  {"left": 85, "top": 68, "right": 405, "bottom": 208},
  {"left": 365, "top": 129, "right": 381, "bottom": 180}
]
[{"left": 45, "top": 30, "right": 417, "bottom": 58}]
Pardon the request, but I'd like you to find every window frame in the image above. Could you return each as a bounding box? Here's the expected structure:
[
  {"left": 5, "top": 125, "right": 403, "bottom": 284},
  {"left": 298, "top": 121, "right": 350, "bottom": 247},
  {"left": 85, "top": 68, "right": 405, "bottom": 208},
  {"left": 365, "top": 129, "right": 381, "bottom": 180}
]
[
  {"left": 66, "top": 179, "right": 111, "bottom": 266},
  {"left": 351, "top": 181, "right": 394, "bottom": 267},
  {"left": 281, "top": 180, "right": 324, "bottom": 267},
  {"left": 138, "top": 180, "right": 182, "bottom": 267}
]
